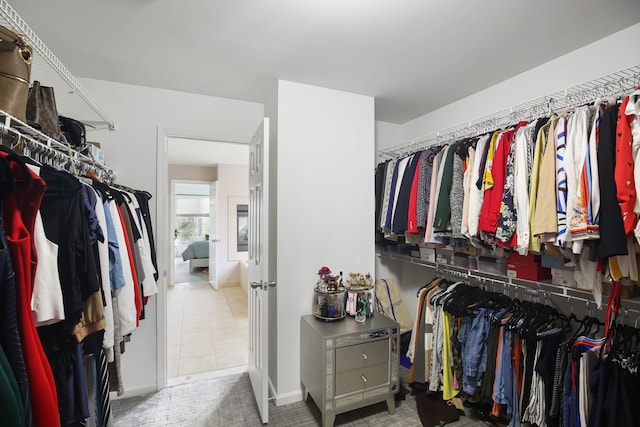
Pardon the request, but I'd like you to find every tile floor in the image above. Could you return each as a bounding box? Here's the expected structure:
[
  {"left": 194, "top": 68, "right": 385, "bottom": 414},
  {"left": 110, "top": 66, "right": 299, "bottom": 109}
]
[{"left": 167, "top": 282, "right": 248, "bottom": 379}]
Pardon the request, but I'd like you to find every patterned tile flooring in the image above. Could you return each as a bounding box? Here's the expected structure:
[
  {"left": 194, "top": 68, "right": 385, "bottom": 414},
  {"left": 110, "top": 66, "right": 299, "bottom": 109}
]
[
  {"left": 112, "top": 370, "right": 492, "bottom": 427},
  {"left": 167, "top": 282, "right": 248, "bottom": 378}
]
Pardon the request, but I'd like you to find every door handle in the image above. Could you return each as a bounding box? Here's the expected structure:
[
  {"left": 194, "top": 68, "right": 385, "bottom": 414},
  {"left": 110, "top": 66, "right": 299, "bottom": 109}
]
[
  {"left": 250, "top": 281, "right": 277, "bottom": 290},
  {"left": 210, "top": 239, "right": 220, "bottom": 243}
]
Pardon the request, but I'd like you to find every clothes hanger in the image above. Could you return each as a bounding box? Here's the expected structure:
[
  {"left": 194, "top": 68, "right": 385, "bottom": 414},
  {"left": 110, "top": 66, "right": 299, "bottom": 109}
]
[{"left": 416, "top": 277, "right": 439, "bottom": 297}]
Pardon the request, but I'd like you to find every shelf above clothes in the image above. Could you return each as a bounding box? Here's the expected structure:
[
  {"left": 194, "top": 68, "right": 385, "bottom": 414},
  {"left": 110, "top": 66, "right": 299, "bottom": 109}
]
[
  {"left": 0, "top": 0, "right": 115, "bottom": 130},
  {"left": 0, "top": 108, "right": 115, "bottom": 183}
]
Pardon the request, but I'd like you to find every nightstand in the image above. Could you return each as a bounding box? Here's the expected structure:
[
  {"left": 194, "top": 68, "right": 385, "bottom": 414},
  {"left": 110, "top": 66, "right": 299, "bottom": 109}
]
[{"left": 300, "top": 315, "right": 400, "bottom": 427}]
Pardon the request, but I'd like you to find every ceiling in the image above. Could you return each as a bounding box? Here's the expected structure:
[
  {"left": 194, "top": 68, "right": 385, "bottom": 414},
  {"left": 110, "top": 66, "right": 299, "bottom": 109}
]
[{"left": 10, "top": 0, "right": 640, "bottom": 126}]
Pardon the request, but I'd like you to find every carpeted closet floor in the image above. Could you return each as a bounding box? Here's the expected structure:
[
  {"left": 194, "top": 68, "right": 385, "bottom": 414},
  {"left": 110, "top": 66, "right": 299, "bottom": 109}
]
[{"left": 112, "top": 369, "right": 492, "bottom": 426}]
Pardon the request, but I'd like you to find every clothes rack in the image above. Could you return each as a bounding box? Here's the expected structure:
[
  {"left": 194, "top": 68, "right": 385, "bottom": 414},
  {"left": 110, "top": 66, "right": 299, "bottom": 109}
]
[
  {"left": 378, "top": 65, "right": 640, "bottom": 161},
  {"left": 0, "top": 109, "right": 115, "bottom": 183},
  {"left": 379, "top": 252, "right": 640, "bottom": 324}
]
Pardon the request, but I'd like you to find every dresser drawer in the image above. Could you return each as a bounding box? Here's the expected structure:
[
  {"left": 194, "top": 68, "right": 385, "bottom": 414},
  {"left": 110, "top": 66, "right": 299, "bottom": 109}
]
[
  {"left": 335, "top": 339, "right": 389, "bottom": 373},
  {"left": 335, "top": 362, "right": 389, "bottom": 395}
]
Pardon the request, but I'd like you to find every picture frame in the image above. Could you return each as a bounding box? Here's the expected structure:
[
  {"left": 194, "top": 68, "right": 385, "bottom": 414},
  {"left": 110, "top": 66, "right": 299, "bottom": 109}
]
[{"left": 228, "top": 195, "right": 249, "bottom": 261}]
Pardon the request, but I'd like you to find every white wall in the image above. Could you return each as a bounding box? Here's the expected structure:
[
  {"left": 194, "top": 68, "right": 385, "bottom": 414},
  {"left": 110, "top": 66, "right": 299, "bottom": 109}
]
[
  {"left": 375, "top": 22, "right": 640, "bottom": 322},
  {"left": 216, "top": 164, "right": 249, "bottom": 284},
  {"left": 169, "top": 164, "right": 218, "bottom": 182},
  {"left": 275, "top": 80, "right": 375, "bottom": 403},
  {"left": 80, "top": 77, "right": 263, "bottom": 394},
  {"left": 402, "top": 23, "right": 640, "bottom": 142},
  {"left": 375, "top": 120, "right": 403, "bottom": 151}
]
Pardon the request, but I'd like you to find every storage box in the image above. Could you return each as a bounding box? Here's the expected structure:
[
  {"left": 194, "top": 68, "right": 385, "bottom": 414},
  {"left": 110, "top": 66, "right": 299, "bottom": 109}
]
[
  {"left": 459, "top": 240, "right": 479, "bottom": 257},
  {"left": 419, "top": 246, "right": 436, "bottom": 262},
  {"left": 436, "top": 248, "right": 454, "bottom": 265},
  {"left": 603, "top": 280, "right": 640, "bottom": 299},
  {"left": 541, "top": 252, "right": 575, "bottom": 270},
  {"left": 84, "top": 142, "right": 105, "bottom": 165},
  {"left": 551, "top": 268, "right": 577, "bottom": 287},
  {"left": 453, "top": 253, "right": 478, "bottom": 270},
  {"left": 477, "top": 256, "right": 507, "bottom": 275},
  {"left": 506, "top": 253, "right": 552, "bottom": 281}
]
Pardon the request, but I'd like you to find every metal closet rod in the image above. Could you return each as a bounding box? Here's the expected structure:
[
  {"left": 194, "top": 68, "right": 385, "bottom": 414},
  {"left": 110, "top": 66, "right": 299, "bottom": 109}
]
[
  {"left": 434, "top": 265, "right": 640, "bottom": 319},
  {"left": 0, "top": 114, "right": 115, "bottom": 183},
  {"left": 378, "top": 64, "right": 640, "bottom": 161}
]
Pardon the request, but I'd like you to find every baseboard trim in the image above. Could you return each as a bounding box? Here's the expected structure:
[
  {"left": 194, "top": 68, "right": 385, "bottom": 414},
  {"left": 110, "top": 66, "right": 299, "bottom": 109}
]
[
  {"left": 274, "top": 388, "right": 303, "bottom": 406},
  {"left": 110, "top": 385, "right": 158, "bottom": 400},
  {"left": 268, "top": 377, "right": 276, "bottom": 401}
]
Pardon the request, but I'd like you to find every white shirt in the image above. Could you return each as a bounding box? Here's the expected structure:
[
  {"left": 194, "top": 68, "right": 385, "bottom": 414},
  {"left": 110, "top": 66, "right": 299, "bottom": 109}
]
[
  {"left": 514, "top": 125, "right": 532, "bottom": 255},
  {"left": 124, "top": 192, "right": 158, "bottom": 297},
  {"left": 467, "top": 135, "right": 490, "bottom": 239},
  {"left": 32, "top": 210, "right": 65, "bottom": 326},
  {"left": 108, "top": 199, "right": 137, "bottom": 337}
]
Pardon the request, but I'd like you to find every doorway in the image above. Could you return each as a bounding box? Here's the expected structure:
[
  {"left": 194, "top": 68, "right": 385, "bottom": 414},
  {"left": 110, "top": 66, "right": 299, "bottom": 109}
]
[
  {"left": 172, "top": 181, "right": 212, "bottom": 286},
  {"left": 165, "top": 136, "right": 250, "bottom": 381}
]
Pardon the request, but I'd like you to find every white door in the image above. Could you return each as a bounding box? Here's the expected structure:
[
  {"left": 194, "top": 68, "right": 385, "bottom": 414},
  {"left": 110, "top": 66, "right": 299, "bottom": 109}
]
[
  {"left": 248, "top": 118, "right": 272, "bottom": 424},
  {"left": 209, "top": 181, "right": 218, "bottom": 290}
]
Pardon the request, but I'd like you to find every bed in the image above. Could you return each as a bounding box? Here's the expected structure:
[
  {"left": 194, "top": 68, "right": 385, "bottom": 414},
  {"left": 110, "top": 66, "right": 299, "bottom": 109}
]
[{"left": 181, "top": 240, "right": 209, "bottom": 271}]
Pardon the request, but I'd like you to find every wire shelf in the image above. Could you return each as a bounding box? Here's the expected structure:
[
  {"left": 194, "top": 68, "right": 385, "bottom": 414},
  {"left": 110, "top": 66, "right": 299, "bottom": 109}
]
[
  {"left": 0, "top": 0, "right": 115, "bottom": 130},
  {"left": 0, "top": 109, "right": 115, "bottom": 183}
]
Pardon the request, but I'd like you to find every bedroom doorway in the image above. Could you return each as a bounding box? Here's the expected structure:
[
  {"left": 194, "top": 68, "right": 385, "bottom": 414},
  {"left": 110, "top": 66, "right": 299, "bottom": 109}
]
[
  {"left": 173, "top": 181, "right": 213, "bottom": 286},
  {"left": 165, "top": 137, "right": 250, "bottom": 381}
]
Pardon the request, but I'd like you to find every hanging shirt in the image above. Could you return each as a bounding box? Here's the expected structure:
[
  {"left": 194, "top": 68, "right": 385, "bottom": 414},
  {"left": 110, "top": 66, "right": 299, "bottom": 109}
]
[
  {"left": 570, "top": 104, "right": 603, "bottom": 252},
  {"left": 417, "top": 147, "right": 442, "bottom": 231},
  {"left": 461, "top": 146, "right": 476, "bottom": 237},
  {"left": 392, "top": 153, "right": 420, "bottom": 235},
  {"left": 564, "top": 106, "right": 595, "bottom": 252},
  {"left": 554, "top": 114, "right": 570, "bottom": 247},
  {"left": 380, "top": 158, "right": 398, "bottom": 230},
  {"left": 514, "top": 124, "right": 534, "bottom": 254},
  {"left": 449, "top": 144, "right": 466, "bottom": 239},
  {"left": 433, "top": 143, "right": 457, "bottom": 232},
  {"left": 88, "top": 187, "right": 116, "bottom": 363},
  {"left": 626, "top": 89, "right": 640, "bottom": 245},
  {"left": 528, "top": 118, "right": 552, "bottom": 253},
  {"left": 467, "top": 134, "right": 491, "bottom": 240},
  {"left": 615, "top": 96, "right": 636, "bottom": 237},
  {"left": 425, "top": 150, "right": 444, "bottom": 244},
  {"left": 406, "top": 153, "right": 424, "bottom": 234},
  {"left": 597, "top": 104, "right": 628, "bottom": 257},
  {"left": 479, "top": 129, "right": 517, "bottom": 236},
  {"left": 107, "top": 199, "right": 137, "bottom": 337},
  {"left": 496, "top": 124, "right": 524, "bottom": 247},
  {"left": 124, "top": 192, "right": 158, "bottom": 297}
]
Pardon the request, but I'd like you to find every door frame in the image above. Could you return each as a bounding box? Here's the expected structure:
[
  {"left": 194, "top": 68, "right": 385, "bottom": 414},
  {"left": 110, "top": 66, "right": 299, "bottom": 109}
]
[{"left": 156, "top": 127, "right": 249, "bottom": 389}]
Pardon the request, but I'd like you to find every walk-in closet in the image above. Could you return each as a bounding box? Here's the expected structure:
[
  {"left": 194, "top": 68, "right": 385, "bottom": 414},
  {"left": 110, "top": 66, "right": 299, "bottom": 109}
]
[{"left": 2, "top": 0, "right": 640, "bottom": 426}]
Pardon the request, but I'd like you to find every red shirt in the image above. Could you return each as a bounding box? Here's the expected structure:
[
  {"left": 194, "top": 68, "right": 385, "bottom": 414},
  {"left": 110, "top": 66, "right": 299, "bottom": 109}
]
[{"left": 614, "top": 96, "right": 637, "bottom": 237}]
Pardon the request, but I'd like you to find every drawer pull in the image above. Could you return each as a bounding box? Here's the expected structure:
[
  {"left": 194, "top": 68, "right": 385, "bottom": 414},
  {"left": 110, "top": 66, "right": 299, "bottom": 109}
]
[
  {"left": 362, "top": 353, "right": 368, "bottom": 360},
  {"left": 361, "top": 375, "right": 367, "bottom": 382}
]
